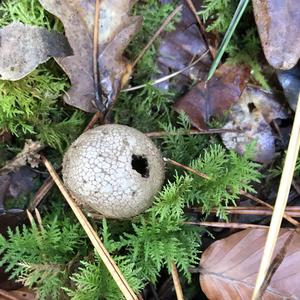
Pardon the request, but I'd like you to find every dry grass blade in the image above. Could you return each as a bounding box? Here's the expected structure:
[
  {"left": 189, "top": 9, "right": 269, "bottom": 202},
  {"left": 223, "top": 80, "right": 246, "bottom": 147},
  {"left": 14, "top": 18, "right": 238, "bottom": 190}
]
[
  {"left": 30, "top": 111, "right": 102, "bottom": 210},
  {"left": 186, "top": 221, "right": 269, "bottom": 229},
  {"left": 124, "top": 51, "right": 208, "bottom": 92},
  {"left": 252, "top": 93, "right": 300, "bottom": 300},
  {"left": 42, "top": 157, "right": 139, "bottom": 300},
  {"left": 171, "top": 263, "right": 185, "bottom": 300},
  {"left": 145, "top": 128, "right": 239, "bottom": 138},
  {"left": 92, "top": 0, "right": 105, "bottom": 112},
  {"left": 132, "top": 4, "right": 183, "bottom": 69}
]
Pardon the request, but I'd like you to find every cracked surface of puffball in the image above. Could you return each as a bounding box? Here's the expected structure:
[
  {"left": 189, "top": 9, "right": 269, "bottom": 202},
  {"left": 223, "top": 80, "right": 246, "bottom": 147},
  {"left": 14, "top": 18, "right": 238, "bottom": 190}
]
[{"left": 62, "top": 124, "right": 165, "bottom": 218}]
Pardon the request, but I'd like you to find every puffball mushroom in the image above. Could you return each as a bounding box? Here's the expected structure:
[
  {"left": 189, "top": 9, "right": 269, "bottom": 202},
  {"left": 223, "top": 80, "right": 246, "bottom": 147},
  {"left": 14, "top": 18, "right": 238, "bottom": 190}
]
[{"left": 62, "top": 124, "right": 165, "bottom": 219}]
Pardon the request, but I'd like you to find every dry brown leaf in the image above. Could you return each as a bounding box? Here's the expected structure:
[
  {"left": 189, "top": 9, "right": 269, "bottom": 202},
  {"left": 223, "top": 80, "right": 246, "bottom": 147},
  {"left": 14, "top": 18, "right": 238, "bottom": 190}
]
[
  {"left": 200, "top": 228, "right": 300, "bottom": 300},
  {"left": 252, "top": 0, "right": 300, "bottom": 70},
  {"left": 0, "top": 287, "right": 37, "bottom": 300},
  {"left": 157, "top": 1, "right": 211, "bottom": 91},
  {"left": 0, "top": 22, "right": 72, "bottom": 80},
  {"left": 38, "top": 0, "right": 142, "bottom": 112},
  {"left": 221, "top": 87, "right": 288, "bottom": 164},
  {"left": 174, "top": 64, "right": 250, "bottom": 129}
]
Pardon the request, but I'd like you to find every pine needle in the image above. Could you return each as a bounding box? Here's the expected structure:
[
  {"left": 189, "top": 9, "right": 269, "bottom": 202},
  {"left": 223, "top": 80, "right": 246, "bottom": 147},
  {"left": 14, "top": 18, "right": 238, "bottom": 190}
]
[{"left": 252, "top": 92, "right": 300, "bottom": 299}]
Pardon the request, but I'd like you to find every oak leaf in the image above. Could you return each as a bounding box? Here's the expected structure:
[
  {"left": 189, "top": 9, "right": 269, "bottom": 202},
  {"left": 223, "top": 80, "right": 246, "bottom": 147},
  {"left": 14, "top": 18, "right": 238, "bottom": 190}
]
[{"left": 38, "top": 0, "right": 142, "bottom": 112}]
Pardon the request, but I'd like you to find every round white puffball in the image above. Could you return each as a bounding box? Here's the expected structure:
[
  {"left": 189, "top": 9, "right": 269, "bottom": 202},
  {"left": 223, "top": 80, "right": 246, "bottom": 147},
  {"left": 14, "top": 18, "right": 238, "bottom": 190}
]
[{"left": 62, "top": 124, "right": 165, "bottom": 218}]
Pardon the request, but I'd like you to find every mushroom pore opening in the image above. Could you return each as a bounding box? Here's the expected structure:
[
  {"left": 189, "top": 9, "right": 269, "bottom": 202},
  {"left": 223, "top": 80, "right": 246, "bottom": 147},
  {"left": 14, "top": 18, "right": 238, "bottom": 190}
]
[{"left": 131, "top": 154, "right": 149, "bottom": 178}]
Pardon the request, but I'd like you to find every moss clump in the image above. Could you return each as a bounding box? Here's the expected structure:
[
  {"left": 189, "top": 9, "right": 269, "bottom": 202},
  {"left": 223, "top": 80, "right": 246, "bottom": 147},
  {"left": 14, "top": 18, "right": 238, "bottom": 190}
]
[{"left": 0, "top": 67, "right": 85, "bottom": 152}]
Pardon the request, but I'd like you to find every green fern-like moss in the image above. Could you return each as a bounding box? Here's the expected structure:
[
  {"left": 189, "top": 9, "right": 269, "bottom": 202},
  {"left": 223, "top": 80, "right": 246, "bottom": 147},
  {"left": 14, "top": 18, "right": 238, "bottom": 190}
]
[{"left": 0, "top": 67, "right": 85, "bottom": 152}]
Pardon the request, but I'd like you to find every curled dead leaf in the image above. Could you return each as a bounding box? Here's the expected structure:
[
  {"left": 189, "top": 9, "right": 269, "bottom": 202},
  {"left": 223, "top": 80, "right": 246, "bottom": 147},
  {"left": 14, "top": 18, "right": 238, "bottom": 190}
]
[
  {"left": 38, "top": 0, "right": 142, "bottom": 112},
  {"left": 0, "top": 22, "right": 72, "bottom": 80},
  {"left": 200, "top": 228, "right": 299, "bottom": 299}
]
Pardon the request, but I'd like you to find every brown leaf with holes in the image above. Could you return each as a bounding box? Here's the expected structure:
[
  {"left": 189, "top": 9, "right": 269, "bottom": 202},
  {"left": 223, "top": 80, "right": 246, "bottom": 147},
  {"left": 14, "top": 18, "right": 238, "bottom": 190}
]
[
  {"left": 221, "top": 86, "right": 288, "bottom": 164},
  {"left": 252, "top": 0, "right": 300, "bottom": 70},
  {"left": 200, "top": 228, "right": 300, "bottom": 300},
  {"left": 174, "top": 64, "right": 250, "bottom": 129},
  {"left": 0, "top": 22, "right": 72, "bottom": 81},
  {"left": 38, "top": 0, "right": 142, "bottom": 112}
]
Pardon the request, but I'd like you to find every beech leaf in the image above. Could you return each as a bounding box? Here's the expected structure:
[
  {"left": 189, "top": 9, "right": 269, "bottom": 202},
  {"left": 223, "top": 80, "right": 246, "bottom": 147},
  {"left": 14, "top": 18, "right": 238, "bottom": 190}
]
[
  {"left": 38, "top": 0, "right": 142, "bottom": 112},
  {"left": 200, "top": 228, "right": 300, "bottom": 299},
  {"left": 0, "top": 22, "right": 72, "bottom": 80},
  {"left": 252, "top": 0, "right": 300, "bottom": 70}
]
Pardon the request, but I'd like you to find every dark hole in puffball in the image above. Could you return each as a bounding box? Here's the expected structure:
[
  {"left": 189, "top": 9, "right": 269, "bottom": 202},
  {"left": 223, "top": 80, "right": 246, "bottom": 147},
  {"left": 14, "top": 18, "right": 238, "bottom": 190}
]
[
  {"left": 247, "top": 102, "right": 256, "bottom": 112},
  {"left": 131, "top": 154, "right": 149, "bottom": 178}
]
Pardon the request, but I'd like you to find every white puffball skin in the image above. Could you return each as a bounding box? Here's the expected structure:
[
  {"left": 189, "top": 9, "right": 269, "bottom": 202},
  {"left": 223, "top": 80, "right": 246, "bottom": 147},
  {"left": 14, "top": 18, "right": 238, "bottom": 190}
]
[{"left": 62, "top": 124, "right": 165, "bottom": 219}]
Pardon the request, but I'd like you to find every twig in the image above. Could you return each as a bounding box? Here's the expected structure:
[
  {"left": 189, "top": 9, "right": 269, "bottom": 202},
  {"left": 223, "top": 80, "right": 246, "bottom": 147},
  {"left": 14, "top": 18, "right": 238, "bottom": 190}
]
[
  {"left": 240, "top": 191, "right": 299, "bottom": 227},
  {"left": 163, "top": 157, "right": 210, "bottom": 180},
  {"left": 29, "top": 175, "right": 55, "bottom": 211},
  {"left": 132, "top": 4, "right": 183, "bottom": 69},
  {"left": 195, "top": 206, "right": 300, "bottom": 218},
  {"left": 171, "top": 263, "right": 185, "bottom": 300},
  {"left": 165, "top": 156, "right": 299, "bottom": 227},
  {"left": 184, "top": 0, "right": 215, "bottom": 59},
  {"left": 84, "top": 111, "right": 103, "bottom": 131},
  {"left": 93, "top": 0, "right": 105, "bottom": 112},
  {"left": 124, "top": 51, "right": 208, "bottom": 92},
  {"left": 42, "top": 157, "right": 139, "bottom": 300},
  {"left": 30, "top": 112, "right": 103, "bottom": 210},
  {"left": 145, "top": 127, "right": 240, "bottom": 138},
  {"left": 186, "top": 221, "right": 269, "bottom": 229},
  {"left": 252, "top": 93, "right": 300, "bottom": 300}
]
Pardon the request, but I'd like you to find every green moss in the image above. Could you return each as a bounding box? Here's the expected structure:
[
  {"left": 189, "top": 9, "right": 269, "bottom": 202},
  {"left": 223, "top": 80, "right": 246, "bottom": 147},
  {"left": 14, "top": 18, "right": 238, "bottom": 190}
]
[
  {"left": 0, "top": 0, "right": 85, "bottom": 152},
  {"left": 0, "top": 67, "right": 85, "bottom": 152},
  {"left": 0, "top": 0, "right": 62, "bottom": 31}
]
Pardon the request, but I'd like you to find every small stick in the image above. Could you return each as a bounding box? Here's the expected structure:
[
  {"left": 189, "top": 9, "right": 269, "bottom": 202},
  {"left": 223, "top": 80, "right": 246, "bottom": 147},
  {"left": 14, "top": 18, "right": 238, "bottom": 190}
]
[
  {"left": 171, "top": 263, "right": 185, "bottom": 300},
  {"left": 93, "top": 0, "right": 105, "bottom": 112},
  {"left": 240, "top": 191, "right": 299, "bottom": 227},
  {"left": 252, "top": 93, "right": 300, "bottom": 300},
  {"left": 84, "top": 111, "right": 103, "bottom": 131},
  {"left": 124, "top": 51, "right": 208, "bottom": 92},
  {"left": 132, "top": 4, "right": 183, "bottom": 69},
  {"left": 165, "top": 157, "right": 299, "bottom": 227},
  {"left": 195, "top": 206, "right": 300, "bottom": 218},
  {"left": 42, "top": 157, "right": 138, "bottom": 300},
  {"left": 29, "top": 175, "right": 55, "bottom": 211},
  {"left": 184, "top": 0, "right": 215, "bottom": 59},
  {"left": 30, "top": 111, "right": 103, "bottom": 210},
  {"left": 186, "top": 221, "right": 269, "bottom": 229},
  {"left": 163, "top": 158, "right": 210, "bottom": 180},
  {"left": 145, "top": 128, "right": 240, "bottom": 138}
]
